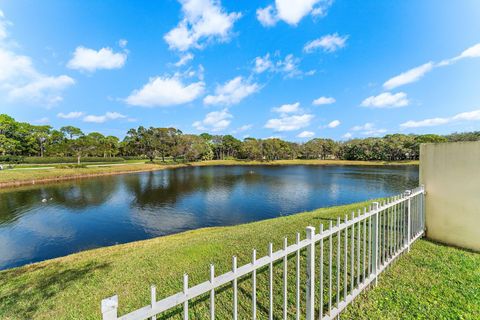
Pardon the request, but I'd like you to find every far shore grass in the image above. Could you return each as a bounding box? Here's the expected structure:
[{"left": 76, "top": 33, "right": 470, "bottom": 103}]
[
  {"left": 0, "top": 199, "right": 477, "bottom": 320},
  {"left": 0, "top": 159, "right": 418, "bottom": 189}
]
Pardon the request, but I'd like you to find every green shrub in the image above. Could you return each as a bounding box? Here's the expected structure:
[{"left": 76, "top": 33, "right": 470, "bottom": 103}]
[
  {"left": 151, "top": 159, "right": 179, "bottom": 165},
  {"left": 0, "top": 155, "right": 24, "bottom": 164},
  {"left": 54, "top": 164, "right": 88, "bottom": 169},
  {"left": 122, "top": 156, "right": 148, "bottom": 160}
]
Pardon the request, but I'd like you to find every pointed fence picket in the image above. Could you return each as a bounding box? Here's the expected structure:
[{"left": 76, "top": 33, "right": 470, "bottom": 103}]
[{"left": 101, "top": 186, "right": 425, "bottom": 320}]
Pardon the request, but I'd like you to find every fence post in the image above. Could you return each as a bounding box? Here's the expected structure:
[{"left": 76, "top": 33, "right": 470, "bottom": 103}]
[
  {"left": 210, "top": 264, "right": 215, "bottom": 320},
  {"left": 252, "top": 250, "right": 257, "bottom": 320},
  {"left": 183, "top": 273, "right": 189, "bottom": 320},
  {"left": 101, "top": 295, "right": 118, "bottom": 320},
  {"left": 151, "top": 285, "right": 157, "bottom": 320},
  {"left": 233, "top": 256, "right": 238, "bottom": 320},
  {"left": 405, "top": 190, "right": 412, "bottom": 252},
  {"left": 306, "top": 226, "right": 316, "bottom": 320},
  {"left": 371, "top": 202, "right": 379, "bottom": 286}
]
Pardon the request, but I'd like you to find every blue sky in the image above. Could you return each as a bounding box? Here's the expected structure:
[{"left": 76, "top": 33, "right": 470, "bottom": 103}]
[{"left": 0, "top": 0, "right": 480, "bottom": 140}]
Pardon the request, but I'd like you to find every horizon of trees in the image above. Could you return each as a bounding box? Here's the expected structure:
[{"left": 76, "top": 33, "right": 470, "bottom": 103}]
[{"left": 1, "top": 114, "right": 479, "bottom": 163}]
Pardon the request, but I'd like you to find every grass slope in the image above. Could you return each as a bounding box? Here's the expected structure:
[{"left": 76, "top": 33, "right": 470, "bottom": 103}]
[
  {"left": 341, "top": 240, "right": 480, "bottom": 319},
  {"left": 0, "top": 159, "right": 418, "bottom": 188},
  {"left": 0, "top": 200, "right": 477, "bottom": 320}
]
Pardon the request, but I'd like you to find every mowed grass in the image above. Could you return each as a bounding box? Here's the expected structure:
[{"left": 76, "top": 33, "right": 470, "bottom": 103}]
[
  {"left": 341, "top": 240, "right": 480, "bottom": 319},
  {"left": 0, "top": 159, "right": 418, "bottom": 188},
  {"left": 0, "top": 199, "right": 478, "bottom": 320}
]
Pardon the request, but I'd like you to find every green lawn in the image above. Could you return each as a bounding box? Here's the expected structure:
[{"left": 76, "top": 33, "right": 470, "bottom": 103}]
[
  {"left": 341, "top": 240, "right": 480, "bottom": 319},
  {"left": 0, "top": 199, "right": 477, "bottom": 320}
]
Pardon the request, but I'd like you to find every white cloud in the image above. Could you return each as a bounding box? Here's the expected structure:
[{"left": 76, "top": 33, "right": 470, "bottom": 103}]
[
  {"left": 57, "top": 111, "right": 84, "bottom": 119},
  {"left": 297, "top": 130, "right": 315, "bottom": 138},
  {"left": 311, "top": 3, "right": 330, "bottom": 17},
  {"left": 174, "top": 53, "right": 194, "bottom": 67},
  {"left": 83, "top": 112, "right": 127, "bottom": 123},
  {"left": 439, "top": 43, "right": 480, "bottom": 66},
  {"left": 327, "top": 120, "right": 340, "bottom": 128},
  {"left": 164, "top": 0, "right": 241, "bottom": 52},
  {"left": 400, "top": 118, "right": 449, "bottom": 128},
  {"left": 182, "top": 64, "right": 205, "bottom": 80},
  {"left": 253, "top": 53, "right": 303, "bottom": 78},
  {"left": 383, "top": 62, "right": 434, "bottom": 90},
  {"left": 351, "top": 123, "right": 374, "bottom": 131},
  {"left": 203, "top": 76, "right": 259, "bottom": 105},
  {"left": 232, "top": 124, "right": 253, "bottom": 134},
  {"left": 400, "top": 109, "right": 480, "bottom": 128},
  {"left": 457, "top": 43, "right": 480, "bottom": 59},
  {"left": 277, "top": 54, "right": 301, "bottom": 78},
  {"left": 237, "top": 124, "right": 252, "bottom": 131},
  {"left": 361, "top": 92, "right": 409, "bottom": 108},
  {"left": 126, "top": 75, "right": 205, "bottom": 107},
  {"left": 364, "top": 128, "right": 387, "bottom": 136},
  {"left": 273, "top": 102, "right": 300, "bottom": 114},
  {"left": 256, "top": 5, "right": 277, "bottom": 27},
  {"left": 350, "top": 123, "right": 387, "bottom": 136},
  {"left": 265, "top": 113, "right": 314, "bottom": 132},
  {"left": 0, "top": 10, "right": 9, "bottom": 40},
  {"left": 199, "top": 64, "right": 205, "bottom": 80},
  {"left": 0, "top": 49, "right": 35, "bottom": 82},
  {"left": 313, "top": 96, "right": 335, "bottom": 105},
  {"left": 256, "top": 0, "right": 332, "bottom": 26},
  {"left": 382, "top": 43, "right": 480, "bottom": 90},
  {"left": 33, "top": 117, "right": 50, "bottom": 124},
  {"left": 342, "top": 132, "right": 352, "bottom": 139},
  {"left": 67, "top": 46, "right": 127, "bottom": 72},
  {"left": 0, "top": 13, "right": 74, "bottom": 106},
  {"left": 193, "top": 108, "right": 232, "bottom": 132},
  {"left": 118, "top": 39, "right": 128, "bottom": 48},
  {"left": 275, "top": 0, "right": 321, "bottom": 24},
  {"left": 304, "top": 33, "right": 348, "bottom": 53},
  {"left": 452, "top": 109, "right": 480, "bottom": 121},
  {"left": 7, "top": 75, "right": 74, "bottom": 105},
  {"left": 253, "top": 53, "right": 273, "bottom": 73}
]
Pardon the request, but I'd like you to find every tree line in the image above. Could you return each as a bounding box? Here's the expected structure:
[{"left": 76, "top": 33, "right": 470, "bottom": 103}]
[{"left": 1, "top": 114, "right": 479, "bottom": 163}]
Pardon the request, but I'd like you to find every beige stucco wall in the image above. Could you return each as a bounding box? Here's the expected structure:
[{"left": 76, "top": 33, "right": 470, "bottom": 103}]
[{"left": 420, "top": 141, "right": 480, "bottom": 251}]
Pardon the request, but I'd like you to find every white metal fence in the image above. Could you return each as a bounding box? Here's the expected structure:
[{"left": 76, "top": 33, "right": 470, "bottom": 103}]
[{"left": 102, "top": 186, "right": 425, "bottom": 320}]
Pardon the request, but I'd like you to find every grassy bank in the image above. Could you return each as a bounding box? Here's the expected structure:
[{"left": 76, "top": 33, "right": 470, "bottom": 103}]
[
  {"left": 0, "top": 200, "right": 477, "bottom": 320},
  {"left": 0, "top": 163, "right": 168, "bottom": 188},
  {"left": 0, "top": 159, "right": 418, "bottom": 189}
]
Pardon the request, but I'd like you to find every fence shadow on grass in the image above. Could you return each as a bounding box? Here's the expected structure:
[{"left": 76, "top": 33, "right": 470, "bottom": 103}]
[
  {"left": 157, "top": 268, "right": 274, "bottom": 319},
  {"left": 0, "top": 261, "right": 110, "bottom": 319}
]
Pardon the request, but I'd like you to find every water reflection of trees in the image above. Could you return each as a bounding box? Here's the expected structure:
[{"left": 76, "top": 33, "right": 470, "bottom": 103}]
[
  {"left": 124, "top": 167, "right": 263, "bottom": 208},
  {"left": 0, "top": 166, "right": 418, "bottom": 227},
  {"left": 331, "top": 166, "right": 419, "bottom": 191},
  {"left": 0, "top": 178, "right": 118, "bottom": 225},
  {"left": 0, "top": 168, "right": 262, "bottom": 226},
  {"left": 47, "top": 179, "right": 118, "bottom": 209}
]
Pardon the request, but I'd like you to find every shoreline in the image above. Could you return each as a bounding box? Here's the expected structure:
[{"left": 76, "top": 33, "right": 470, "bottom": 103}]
[
  {"left": 0, "top": 159, "right": 418, "bottom": 190},
  {"left": 0, "top": 164, "right": 183, "bottom": 190}
]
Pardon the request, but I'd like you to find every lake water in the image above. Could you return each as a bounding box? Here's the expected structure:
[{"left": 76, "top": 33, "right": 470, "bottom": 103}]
[{"left": 0, "top": 165, "right": 418, "bottom": 270}]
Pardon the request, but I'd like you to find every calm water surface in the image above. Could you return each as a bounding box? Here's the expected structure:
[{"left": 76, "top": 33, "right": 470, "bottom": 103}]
[{"left": 0, "top": 165, "right": 418, "bottom": 270}]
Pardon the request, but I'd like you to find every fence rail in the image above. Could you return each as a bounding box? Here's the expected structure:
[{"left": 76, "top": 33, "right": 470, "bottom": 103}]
[{"left": 102, "top": 186, "right": 425, "bottom": 320}]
